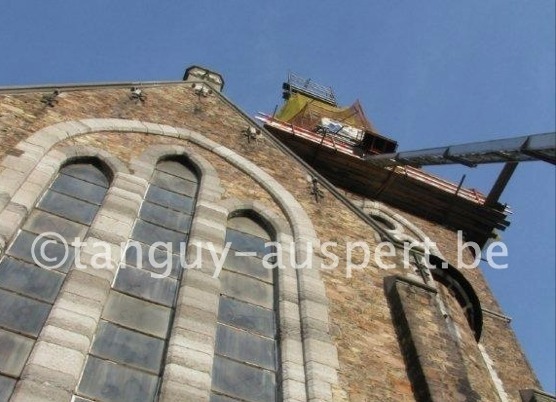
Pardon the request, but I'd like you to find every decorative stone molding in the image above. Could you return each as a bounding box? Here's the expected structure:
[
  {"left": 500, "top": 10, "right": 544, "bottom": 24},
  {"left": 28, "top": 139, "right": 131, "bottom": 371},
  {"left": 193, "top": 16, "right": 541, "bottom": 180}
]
[
  {"left": 478, "top": 343, "right": 510, "bottom": 402},
  {"left": 353, "top": 198, "right": 443, "bottom": 257}
]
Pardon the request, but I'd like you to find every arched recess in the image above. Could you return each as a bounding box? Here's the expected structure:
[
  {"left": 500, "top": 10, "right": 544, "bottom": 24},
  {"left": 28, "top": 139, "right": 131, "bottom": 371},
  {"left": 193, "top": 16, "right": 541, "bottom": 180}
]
[
  {"left": 68, "top": 144, "right": 224, "bottom": 402},
  {"left": 129, "top": 144, "right": 221, "bottom": 190},
  {"left": 224, "top": 200, "right": 305, "bottom": 401},
  {"left": 0, "top": 146, "right": 125, "bottom": 400},
  {"left": 210, "top": 203, "right": 287, "bottom": 401},
  {"left": 159, "top": 196, "right": 310, "bottom": 402},
  {"left": 0, "top": 119, "right": 339, "bottom": 402},
  {"left": 358, "top": 199, "right": 484, "bottom": 339},
  {"left": 0, "top": 145, "right": 129, "bottom": 254},
  {"left": 427, "top": 255, "right": 483, "bottom": 341},
  {"left": 76, "top": 153, "right": 202, "bottom": 401}
]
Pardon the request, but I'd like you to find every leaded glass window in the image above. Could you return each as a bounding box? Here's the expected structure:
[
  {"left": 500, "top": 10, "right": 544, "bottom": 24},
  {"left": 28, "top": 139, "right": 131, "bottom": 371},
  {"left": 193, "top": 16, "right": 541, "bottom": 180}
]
[
  {"left": 0, "top": 162, "right": 109, "bottom": 401},
  {"left": 211, "top": 216, "right": 278, "bottom": 402},
  {"left": 76, "top": 159, "right": 199, "bottom": 402}
]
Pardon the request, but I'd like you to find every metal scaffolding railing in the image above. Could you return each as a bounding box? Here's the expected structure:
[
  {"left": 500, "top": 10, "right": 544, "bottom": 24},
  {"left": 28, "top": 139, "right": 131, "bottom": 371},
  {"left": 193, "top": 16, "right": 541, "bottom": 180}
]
[{"left": 283, "top": 72, "right": 337, "bottom": 106}]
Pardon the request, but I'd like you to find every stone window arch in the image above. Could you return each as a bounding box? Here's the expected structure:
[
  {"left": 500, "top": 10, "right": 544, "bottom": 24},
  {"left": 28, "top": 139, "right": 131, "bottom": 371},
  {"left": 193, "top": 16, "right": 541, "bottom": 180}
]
[
  {"left": 211, "top": 210, "right": 279, "bottom": 401},
  {"left": 427, "top": 255, "right": 483, "bottom": 341},
  {"left": 1, "top": 121, "right": 338, "bottom": 401},
  {"left": 160, "top": 187, "right": 344, "bottom": 402},
  {"left": 0, "top": 155, "right": 112, "bottom": 398}
]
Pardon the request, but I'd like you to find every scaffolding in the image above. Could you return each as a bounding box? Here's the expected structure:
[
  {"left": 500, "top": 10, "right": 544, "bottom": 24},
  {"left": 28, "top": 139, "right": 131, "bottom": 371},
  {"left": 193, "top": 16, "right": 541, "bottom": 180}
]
[
  {"left": 282, "top": 72, "right": 337, "bottom": 106},
  {"left": 365, "top": 132, "right": 556, "bottom": 205},
  {"left": 275, "top": 73, "right": 397, "bottom": 155}
]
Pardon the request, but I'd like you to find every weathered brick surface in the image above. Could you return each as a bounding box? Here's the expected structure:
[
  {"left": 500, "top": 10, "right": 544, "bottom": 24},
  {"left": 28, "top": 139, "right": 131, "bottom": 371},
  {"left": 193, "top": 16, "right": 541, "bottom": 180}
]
[
  {"left": 385, "top": 277, "right": 469, "bottom": 401},
  {"left": 437, "top": 280, "right": 502, "bottom": 401},
  {"left": 0, "top": 82, "right": 543, "bottom": 401},
  {"left": 482, "top": 313, "right": 543, "bottom": 402}
]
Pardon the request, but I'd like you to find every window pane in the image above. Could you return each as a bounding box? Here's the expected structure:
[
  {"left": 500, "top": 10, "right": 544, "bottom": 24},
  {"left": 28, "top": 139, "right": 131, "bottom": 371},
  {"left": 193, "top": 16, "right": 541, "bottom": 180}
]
[
  {"left": 227, "top": 217, "right": 270, "bottom": 240},
  {"left": 0, "top": 289, "right": 51, "bottom": 337},
  {"left": 212, "top": 356, "right": 276, "bottom": 402},
  {"left": 156, "top": 161, "right": 198, "bottom": 183},
  {"left": 218, "top": 297, "right": 275, "bottom": 339},
  {"left": 78, "top": 356, "right": 158, "bottom": 402},
  {"left": 23, "top": 210, "right": 88, "bottom": 242},
  {"left": 0, "top": 375, "right": 16, "bottom": 402},
  {"left": 0, "top": 328, "right": 34, "bottom": 377},
  {"left": 0, "top": 257, "right": 65, "bottom": 303},
  {"left": 113, "top": 266, "right": 177, "bottom": 307},
  {"left": 225, "top": 229, "right": 270, "bottom": 259},
  {"left": 220, "top": 271, "right": 274, "bottom": 309},
  {"left": 223, "top": 253, "right": 273, "bottom": 284},
  {"left": 51, "top": 173, "right": 107, "bottom": 205},
  {"left": 38, "top": 191, "right": 99, "bottom": 225},
  {"left": 102, "top": 291, "right": 171, "bottom": 339},
  {"left": 215, "top": 324, "right": 276, "bottom": 371},
  {"left": 131, "top": 220, "right": 186, "bottom": 250},
  {"left": 123, "top": 245, "right": 182, "bottom": 279},
  {"left": 7, "top": 230, "right": 75, "bottom": 274},
  {"left": 145, "top": 185, "right": 195, "bottom": 213},
  {"left": 151, "top": 171, "right": 198, "bottom": 197},
  {"left": 140, "top": 202, "right": 192, "bottom": 234},
  {"left": 60, "top": 163, "right": 109, "bottom": 188},
  {"left": 90, "top": 321, "right": 165, "bottom": 374}
]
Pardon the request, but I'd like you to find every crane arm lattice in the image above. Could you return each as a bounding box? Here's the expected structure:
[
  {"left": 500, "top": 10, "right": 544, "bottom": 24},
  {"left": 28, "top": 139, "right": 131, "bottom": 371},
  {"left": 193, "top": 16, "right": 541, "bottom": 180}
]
[{"left": 365, "top": 132, "right": 556, "bottom": 167}]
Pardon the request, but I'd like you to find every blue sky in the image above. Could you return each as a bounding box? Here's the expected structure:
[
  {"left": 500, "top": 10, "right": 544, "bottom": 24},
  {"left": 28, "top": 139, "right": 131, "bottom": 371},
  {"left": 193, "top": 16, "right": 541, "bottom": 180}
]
[{"left": 1, "top": 0, "right": 555, "bottom": 393}]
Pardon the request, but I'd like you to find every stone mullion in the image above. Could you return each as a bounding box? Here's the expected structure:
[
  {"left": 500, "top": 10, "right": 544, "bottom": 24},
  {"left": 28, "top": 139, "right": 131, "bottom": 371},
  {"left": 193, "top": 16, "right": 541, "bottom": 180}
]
[
  {"left": 297, "top": 253, "right": 340, "bottom": 402},
  {"left": 10, "top": 172, "right": 145, "bottom": 402},
  {"left": 278, "top": 232, "right": 309, "bottom": 402},
  {"left": 155, "top": 148, "right": 225, "bottom": 401}
]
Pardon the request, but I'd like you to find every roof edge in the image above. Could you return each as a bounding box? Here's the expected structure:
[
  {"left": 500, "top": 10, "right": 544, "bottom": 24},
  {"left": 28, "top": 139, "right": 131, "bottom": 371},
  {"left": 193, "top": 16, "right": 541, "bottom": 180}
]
[{"left": 0, "top": 79, "right": 194, "bottom": 95}]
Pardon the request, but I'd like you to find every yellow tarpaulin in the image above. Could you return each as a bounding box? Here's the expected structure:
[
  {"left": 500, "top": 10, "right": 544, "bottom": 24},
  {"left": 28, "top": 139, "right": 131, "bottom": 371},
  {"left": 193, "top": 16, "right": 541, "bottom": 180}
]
[{"left": 275, "top": 93, "right": 375, "bottom": 132}]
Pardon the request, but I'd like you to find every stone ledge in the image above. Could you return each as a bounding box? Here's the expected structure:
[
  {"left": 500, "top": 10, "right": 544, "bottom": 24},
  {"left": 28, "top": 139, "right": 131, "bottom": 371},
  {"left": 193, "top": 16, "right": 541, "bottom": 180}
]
[{"left": 384, "top": 274, "right": 437, "bottom": 295}]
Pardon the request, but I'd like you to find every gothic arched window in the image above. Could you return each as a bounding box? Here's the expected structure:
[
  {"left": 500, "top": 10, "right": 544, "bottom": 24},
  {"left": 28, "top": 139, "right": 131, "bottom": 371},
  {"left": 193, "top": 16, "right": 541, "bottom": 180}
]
[
  {"left": 0, "top": 161, "right": 110, "bottom": 396},
  {"left": 76, "top": 158, "right": 199, "bottom": 402},
  {"left": 210, "top": 214, "right": 278, "bottom": 402}
]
